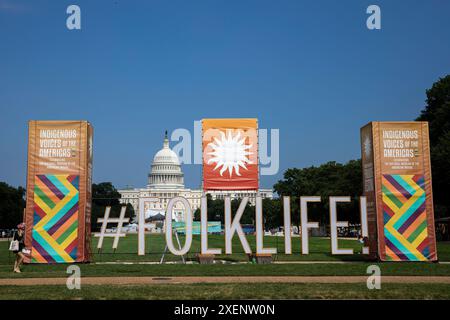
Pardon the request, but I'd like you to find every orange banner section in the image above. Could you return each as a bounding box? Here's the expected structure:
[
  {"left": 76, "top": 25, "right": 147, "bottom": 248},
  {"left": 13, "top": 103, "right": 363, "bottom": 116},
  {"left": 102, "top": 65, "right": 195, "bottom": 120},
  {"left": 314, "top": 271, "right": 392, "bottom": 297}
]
[
  {"left": 361, "top": 122, "right": 437, "bottom": 261},
  {"left": 202, "top": 119, "right": 259, "bottom": 190},
  {"left": 24, "top": 121, "right": 93, "bottom": 263}
]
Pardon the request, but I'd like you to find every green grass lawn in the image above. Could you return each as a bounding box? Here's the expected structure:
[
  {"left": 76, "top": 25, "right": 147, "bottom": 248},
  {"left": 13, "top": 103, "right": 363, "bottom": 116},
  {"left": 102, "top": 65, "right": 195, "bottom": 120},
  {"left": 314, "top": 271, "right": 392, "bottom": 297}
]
[
  {"left": 2, "top": 261, "right": 450, "bottom": 279},
  {"left": 92, "top": 233, "right": 372, "bottom": 263},
  {"left": 1, "top": 233, "right": 371, "bottom": 265},
  {"left": 0, "top": 234, "right": 449, "bottom": 279},
  {"left": 1, "top": 235, "right": 450, "bottom": 299},
  {"left": 1, "top": 283, "right": 450, "bottom": 300},
  {"left": 98, "top": 234, "right": 450, "bottom": 262},
  {"left": 3, "top": 233, "right": 448, "bottom": 264}
]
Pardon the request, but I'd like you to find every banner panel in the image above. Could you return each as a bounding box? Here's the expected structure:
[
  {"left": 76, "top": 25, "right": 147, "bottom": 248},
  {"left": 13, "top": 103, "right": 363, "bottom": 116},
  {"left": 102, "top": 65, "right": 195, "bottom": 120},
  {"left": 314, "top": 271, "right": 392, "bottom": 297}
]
[
  {"left": 361, "top": 122, "right": 437, "bottom": 261},
  {"left": 202, "top": 119, "right": 259, "bottom": 190},
  {"left": 24, "top": 121, "right": 93, "bottom": 263},
  {"left": 360, "top": 124, "right": 378, "bottom": 259}
]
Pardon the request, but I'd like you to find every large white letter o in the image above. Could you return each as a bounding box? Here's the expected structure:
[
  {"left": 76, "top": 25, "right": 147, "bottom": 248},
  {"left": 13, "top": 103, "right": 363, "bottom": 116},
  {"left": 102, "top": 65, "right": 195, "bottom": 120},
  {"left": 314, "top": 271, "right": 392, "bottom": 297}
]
[{"left": 165, "top": 197, "right": 193, "bottom": 256}]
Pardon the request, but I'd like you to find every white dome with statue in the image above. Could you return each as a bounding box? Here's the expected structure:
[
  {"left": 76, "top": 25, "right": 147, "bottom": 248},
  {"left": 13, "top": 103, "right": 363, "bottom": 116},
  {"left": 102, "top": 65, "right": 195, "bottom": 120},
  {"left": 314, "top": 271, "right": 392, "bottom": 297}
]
[
  {"left": 147, "top": 131, "right": 184, "bottom": 189},
  {"left": 118, "top": 131, "right": 274, "bottom": 227}
]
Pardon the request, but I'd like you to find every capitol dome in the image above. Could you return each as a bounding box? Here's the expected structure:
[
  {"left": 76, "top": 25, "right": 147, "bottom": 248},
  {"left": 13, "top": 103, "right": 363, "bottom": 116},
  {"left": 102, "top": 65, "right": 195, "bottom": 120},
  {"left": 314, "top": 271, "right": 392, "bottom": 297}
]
[{"left": 148, "top": 131, "right": 184, "bottom": 189}]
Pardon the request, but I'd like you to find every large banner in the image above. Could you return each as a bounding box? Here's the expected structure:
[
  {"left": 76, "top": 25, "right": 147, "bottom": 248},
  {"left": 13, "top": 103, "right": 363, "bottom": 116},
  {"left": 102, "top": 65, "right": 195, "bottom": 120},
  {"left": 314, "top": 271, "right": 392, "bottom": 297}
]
[
  {"left": 202, "top": 118, "right": 258, "bottom": 190},
  {"left": 361, "top": 122, "right": 437, "bottom": 261},
  {"left": 24, "top": 121, "right": 93, "bottom": 263}
]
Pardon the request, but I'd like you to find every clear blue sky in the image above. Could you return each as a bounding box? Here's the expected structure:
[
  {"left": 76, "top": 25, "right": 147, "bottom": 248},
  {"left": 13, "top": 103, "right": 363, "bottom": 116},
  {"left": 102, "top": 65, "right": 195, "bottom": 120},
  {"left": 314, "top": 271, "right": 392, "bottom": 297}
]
[{"left": 1, "top": 0, "right": 449, "bottom": 190}]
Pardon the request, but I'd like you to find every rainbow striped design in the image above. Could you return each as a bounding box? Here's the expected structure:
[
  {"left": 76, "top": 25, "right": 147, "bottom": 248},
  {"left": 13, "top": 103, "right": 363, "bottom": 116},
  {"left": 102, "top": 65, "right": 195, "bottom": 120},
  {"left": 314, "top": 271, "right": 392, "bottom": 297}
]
[
  {"left": 382, "top": 174, "right": 431, "bottom": 261},
  {"left": 31, "top": 175, "right": 79, "bottom": 263}
]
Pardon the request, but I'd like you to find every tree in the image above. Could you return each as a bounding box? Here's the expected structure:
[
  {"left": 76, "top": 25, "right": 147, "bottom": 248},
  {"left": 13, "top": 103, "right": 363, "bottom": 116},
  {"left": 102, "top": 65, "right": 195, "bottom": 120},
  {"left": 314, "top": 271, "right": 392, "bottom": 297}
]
[
  {"left": 91, "top": 182, "right": 133, "bottom": 231},
  {"left": 274, "top": 160, "right": 363, "bottom": 225},
  {"left": 262, "top": 198, "right": 283, "bottom": 230},
  {"left": 194, "top": 194, "right": 222, "bottom": 221},
  {"left": 0, "top": 182, "right": 26, "bottom": 229},
  {"left": 231, "top": 198, "right": 255, "bottom": 225},
  {"left": 417, "top": 75, "right": 450, "bottom": 218}
]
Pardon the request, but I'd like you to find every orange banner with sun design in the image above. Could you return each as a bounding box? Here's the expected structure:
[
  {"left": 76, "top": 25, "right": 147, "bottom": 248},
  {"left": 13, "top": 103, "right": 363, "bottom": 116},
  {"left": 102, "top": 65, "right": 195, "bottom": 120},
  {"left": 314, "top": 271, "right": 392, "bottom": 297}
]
[{"left": 202, "top": 119, "right": 259, "bottom": 190}]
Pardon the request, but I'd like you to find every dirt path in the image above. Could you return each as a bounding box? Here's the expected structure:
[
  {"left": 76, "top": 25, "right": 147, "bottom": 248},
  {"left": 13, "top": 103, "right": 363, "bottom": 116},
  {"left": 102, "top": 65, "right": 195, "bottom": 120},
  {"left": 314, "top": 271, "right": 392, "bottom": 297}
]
[{"left": 1, "top": 276, "right": 450, "bottom": 286}]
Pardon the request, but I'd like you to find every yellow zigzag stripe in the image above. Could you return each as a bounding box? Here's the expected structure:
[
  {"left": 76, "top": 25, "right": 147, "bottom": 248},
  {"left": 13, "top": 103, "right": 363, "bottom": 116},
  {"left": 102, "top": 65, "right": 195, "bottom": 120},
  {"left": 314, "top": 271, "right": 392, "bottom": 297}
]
[
  {"left": 60, "top": 229, "right": 78, "bottom": 249},
  {"left": 39, "top": 230, "right": 74, "bottom": 262},
  {"left": 34, "top": 176, "right": 78, "bottom": 231},
  {"left": 33, "top": 175, "right": 78, "bottom": 262},
  {"left": 384, "top": 177, "right": 426, "bottom": 261},
  {"left": 412, "top": 229, "right": 428, "bottom": 248},
  {"left": 383, "top": 194, "right": 400, "bottom": 212}
]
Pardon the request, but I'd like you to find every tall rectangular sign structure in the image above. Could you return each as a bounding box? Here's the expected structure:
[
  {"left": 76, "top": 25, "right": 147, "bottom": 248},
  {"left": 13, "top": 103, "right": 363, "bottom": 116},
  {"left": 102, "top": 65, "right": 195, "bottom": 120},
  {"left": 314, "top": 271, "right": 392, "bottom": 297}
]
[
  {"left": 24, "top": 121, "right": 93, "bottom": 263},
  {"left": 361, "top": 122, "right": 437, "bottom": 261},
  {"left": 202, "top": 118, "right": 259, "bottom": 190}
]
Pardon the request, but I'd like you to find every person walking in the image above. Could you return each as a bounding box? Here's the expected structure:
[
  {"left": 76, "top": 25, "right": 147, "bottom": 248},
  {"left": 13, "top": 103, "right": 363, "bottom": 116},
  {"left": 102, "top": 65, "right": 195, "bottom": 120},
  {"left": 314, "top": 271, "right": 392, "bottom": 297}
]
[{"left": 12, "top": 223, "right": 26, "bottom": 273}]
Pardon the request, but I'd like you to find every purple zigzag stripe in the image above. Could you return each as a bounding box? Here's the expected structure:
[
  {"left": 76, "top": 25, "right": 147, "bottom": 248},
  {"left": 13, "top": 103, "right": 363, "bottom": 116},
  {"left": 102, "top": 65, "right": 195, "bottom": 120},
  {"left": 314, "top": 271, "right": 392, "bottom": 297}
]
[
  {"left": 385, "top": 237, "right": 409, "bottom": 261},
  {"left": 32, "top": 238, "right": 57, "bottom": 264},
  {"left": 38, "top": 175, "right": 65, "bottom": 200},
  {"left": 47, "top": 202, "right": 79, "bottom": 236},
  {"left": 384, "top": 175, "right": 412, "bottom": 199},
  {"left": 398, "top": 202, "right": 426, "bottom": 234}
]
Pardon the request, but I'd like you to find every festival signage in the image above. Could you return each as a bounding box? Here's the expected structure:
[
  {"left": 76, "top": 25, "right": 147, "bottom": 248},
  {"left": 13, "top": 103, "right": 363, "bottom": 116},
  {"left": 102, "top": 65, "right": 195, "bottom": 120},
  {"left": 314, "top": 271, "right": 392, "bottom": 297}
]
[
  {"left": 202, "top": 118, "right": 259, "bottom": 190},
  {"left": 361, "top": 122, "right": 437, "bottom": 261},
  {"left": 24, "top": 120, "right": 93, "bottom": 263},
  {"left": 155, "top": 195, "right": 368, "bottom": 256}
]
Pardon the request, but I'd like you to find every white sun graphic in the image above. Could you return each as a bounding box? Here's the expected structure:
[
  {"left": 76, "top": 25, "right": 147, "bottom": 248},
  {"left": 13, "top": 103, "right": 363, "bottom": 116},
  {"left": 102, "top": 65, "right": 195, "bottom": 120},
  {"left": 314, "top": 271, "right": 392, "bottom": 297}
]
[{"left": 207, "top": 130, "right": 253, "bottom": 177}]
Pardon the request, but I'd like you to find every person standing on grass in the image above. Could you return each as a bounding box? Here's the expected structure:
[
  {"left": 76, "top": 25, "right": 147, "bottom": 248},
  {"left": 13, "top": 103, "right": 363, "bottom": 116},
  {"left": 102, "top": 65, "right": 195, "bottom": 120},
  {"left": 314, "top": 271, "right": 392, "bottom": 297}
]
[{"left": 13, "top": 223, "right": 26, "bottom": 273}]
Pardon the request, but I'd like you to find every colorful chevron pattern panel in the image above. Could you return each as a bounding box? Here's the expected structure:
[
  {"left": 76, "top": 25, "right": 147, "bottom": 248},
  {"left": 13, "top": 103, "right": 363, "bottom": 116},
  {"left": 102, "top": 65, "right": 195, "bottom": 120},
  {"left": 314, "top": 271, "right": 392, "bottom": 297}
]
[
  {"left": 382, "top": 174, "right": 431, "bottom": 261},
  {"left": 31, "top": 175, "right": 79, "bottom": 263}
]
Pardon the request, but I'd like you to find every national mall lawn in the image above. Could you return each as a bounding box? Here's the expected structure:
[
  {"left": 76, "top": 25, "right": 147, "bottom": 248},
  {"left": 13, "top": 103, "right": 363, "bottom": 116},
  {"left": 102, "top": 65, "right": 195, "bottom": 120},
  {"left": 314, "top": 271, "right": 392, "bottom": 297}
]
[{"left": 1, "top": 234, "right": 450, "bottom": 299}]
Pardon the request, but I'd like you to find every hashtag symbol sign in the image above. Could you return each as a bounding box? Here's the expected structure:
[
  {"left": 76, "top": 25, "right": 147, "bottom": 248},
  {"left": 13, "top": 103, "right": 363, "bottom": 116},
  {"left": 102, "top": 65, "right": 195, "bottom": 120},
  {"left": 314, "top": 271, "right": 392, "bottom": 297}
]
[{"left": 94, "top": 206, "right": 129, "bottom": 252}]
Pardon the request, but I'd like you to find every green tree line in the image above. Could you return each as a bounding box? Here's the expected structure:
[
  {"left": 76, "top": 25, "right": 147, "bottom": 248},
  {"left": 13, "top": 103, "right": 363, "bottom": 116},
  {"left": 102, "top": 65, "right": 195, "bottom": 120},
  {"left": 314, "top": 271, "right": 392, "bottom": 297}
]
[
  {"left": 0, "top": 182, "right": 26, "bottom": 230},
  {"left": 416, "top": 75, "right": 450, "bottom": 219}
]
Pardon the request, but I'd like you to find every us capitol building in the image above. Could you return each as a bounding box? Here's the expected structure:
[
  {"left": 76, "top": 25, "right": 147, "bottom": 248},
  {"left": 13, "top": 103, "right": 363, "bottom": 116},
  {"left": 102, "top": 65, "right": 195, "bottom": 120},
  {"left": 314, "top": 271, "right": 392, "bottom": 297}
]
[{"left": 118, "top": 133, "right": 273, "bottom": 221}]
